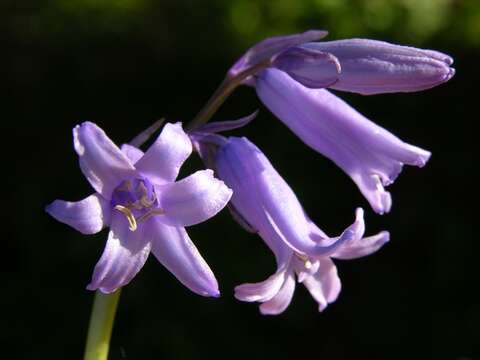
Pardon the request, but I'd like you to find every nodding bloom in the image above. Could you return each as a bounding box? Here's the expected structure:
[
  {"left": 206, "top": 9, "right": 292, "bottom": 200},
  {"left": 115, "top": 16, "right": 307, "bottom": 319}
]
[
  {"left": 274, "top": 38, "right": 455, "bottom": 94},
  {"left": 229, "top": 30, "right": 454, "bottom": 94},
  {"left": 196, "top": 135, "right": 389, "bottom": 314},
  {"left": 46, "top": 122, "right": 232, "bottom": 296},
  {"left": 255, "top": 68, "right": 431, "bottom": 214}
]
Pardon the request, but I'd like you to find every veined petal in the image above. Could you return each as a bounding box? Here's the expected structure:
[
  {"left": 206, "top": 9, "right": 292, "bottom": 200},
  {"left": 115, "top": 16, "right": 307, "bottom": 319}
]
[
  {"left": 135, "top": 122, "right": 192, "bottom": 184},
  {"left": 87, "top": 213, "right": 151, "bottom": 293},
  {"left": 301, "top": 39, "right": 455, "bottom": 94},
  {"left": 224, "top": 137, "right": 363, "bottom": 255},
  {"left": 155, "top": 169, "right": 232, "bottom": 227},
  {"left": 234, "top": 269, "right": 288, "bottom": 302},
  {"left": 215, "top": 137, "right": 293, "bottom": 266},
  {"left": 256, "top": 68, "right": 431, "bottom": 214},
  {"left": 45, "top": 193, "right": 110, "bottom": 235},
  {"left": 120, "top": 144, "right": 144, "bottom": 164},
  {"left": 259, "top": 271, "right": 296, "bottom": 315},
  {"left": 73, "top": 122, "right": 137, "bottom": 199},
  {"left": 332, "top": 231, "right": 390, "bottom": 260},
  {"left": 229, "top": 30, "right": 328, "bottom": 78},
  {"left": 303, "top": 258, "right": 341, "bottom": 312},
  {"left": 148, "top": 221, "right": 219, "bottom": 297}
]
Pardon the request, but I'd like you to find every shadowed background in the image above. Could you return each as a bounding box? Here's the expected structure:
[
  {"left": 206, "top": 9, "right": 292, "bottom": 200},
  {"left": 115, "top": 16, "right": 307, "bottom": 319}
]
[{"left": 2, "top": 0, "right": 477, "bottom": 358}]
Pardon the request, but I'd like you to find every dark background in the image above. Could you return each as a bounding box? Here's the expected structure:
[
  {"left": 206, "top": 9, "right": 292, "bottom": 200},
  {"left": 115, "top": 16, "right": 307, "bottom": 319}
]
[{"left": 2, "top": 0, "right": 477, "bottom": 359}]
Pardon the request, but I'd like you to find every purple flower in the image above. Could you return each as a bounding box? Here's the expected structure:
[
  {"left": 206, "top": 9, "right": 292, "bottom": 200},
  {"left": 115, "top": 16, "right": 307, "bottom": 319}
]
[
  {"left": 46, "top": 122, "right": 232, "bottom": 296},
  {"left": 228, "top": 30, "right": 328, "bottom": 78},
  {"left": 211, "top": 136, "right": 389, "bottom": 314},
  {"left": 274, "top": 38, "right": 455, "bottom": 94},
  {"left": 256, "top": 68, "right": 431, "bottom": 214},
  {"left": 228, "top": 30, "right": 454, "bottom": 94}
]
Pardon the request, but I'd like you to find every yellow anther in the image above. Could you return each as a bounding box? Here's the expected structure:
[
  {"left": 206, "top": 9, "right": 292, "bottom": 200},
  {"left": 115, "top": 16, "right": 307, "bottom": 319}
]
[
  {"left": 140, "top": 195, "right": 155, "bottom": 208},
  {"left": 295, "top": 253, "right": 312, "bottom": 269},
  {"left": 136, "top": 208, "right": 165, "bottom": 223},
  {"left": 114, "top": 205, "right": 138, "bottom": 231}
]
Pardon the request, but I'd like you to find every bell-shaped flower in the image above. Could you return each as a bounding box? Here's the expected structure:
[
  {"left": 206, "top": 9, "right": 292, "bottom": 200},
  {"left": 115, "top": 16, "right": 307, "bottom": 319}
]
[
  {"left": 274, "top": 38, "right": 454, "bottom": 94},
  {"left": 211, "top": 136, "right": 389, "bottom": 314},
  {"left": 229, "top": 30, "right": 454, "bottom": 94},
  {"left": 46, "top": 122, "right": 232, "bottom": 296},
  {"left": 256, "top": 68, "right": 431, "bottom": 214}
]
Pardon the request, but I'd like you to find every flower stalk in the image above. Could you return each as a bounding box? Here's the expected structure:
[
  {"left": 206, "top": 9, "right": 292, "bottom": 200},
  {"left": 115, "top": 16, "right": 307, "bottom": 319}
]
[
  {"left": 187, "top": 59, "right": 271, "bottom": 130},
  {"left": 84, "top": 290, "right": 121, "bottom": 360}
]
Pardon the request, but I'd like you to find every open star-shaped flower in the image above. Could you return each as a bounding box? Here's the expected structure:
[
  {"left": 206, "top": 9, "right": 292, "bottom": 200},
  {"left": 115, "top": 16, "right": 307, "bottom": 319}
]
[{"left": 46, "top": 122, "right": 232, "bottom": 296}]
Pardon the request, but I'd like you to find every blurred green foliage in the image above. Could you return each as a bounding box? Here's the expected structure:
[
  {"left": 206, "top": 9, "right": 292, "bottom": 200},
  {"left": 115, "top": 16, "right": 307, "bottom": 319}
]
[{"left": 5, "top": 0, "right": 479, "bottom": 48}]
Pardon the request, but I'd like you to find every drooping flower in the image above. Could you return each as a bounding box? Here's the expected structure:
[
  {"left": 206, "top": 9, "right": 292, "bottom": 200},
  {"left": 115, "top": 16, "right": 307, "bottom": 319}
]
[
  {"left": 46, "top": 121, "right": 232, "bottom": 296},
  {"left": 274, "top": 38, "right": 455, "bottom": 94},
  {"left": 255, "top": 68, "right": 431, "bottom": 214},
  {"left": 195, "top": 134, "right": 389, "bottom": 314},
  {"left": 228, "top": 30, "right": 454, "bottom": 94}
]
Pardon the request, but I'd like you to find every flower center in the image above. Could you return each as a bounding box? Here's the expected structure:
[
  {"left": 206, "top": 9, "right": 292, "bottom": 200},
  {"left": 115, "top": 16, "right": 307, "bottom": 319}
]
[
  {"left": 295, "top": 253, "right": 313, "bottom": 269},
  {"left": 111, "top": 177, "right": 164, "bottom": 231}
]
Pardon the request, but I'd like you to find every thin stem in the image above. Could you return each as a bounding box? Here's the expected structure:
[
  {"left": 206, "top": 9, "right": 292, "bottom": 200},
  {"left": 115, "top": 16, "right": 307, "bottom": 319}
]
[
  {"left": 84, "top": 290, "right": 121, "bottom": 360},
  {"left": 187, "top": 59, "right": 272, "bottom": 130},
  {"left": 187, "top": 77, "right": 236, "bottom": 130}
]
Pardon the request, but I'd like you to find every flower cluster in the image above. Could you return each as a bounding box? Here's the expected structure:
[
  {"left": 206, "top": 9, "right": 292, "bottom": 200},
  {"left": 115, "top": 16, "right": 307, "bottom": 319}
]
[{"left": 46, "top": 30, "right": 453, "bottom": 314}]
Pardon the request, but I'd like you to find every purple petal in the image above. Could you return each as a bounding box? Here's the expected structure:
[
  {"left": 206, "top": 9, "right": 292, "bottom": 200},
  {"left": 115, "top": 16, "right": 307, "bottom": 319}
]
[
  {"left": 148, "top": 220, "right": 219, "bottom": 297},
  {"left": 120, "top": 144, "right": 144, "bottom": 164},
  {"left": 135, "top": 122, "right": 192, "bottom": 184},
  {"left": 259, "top": 271, "right": 296, "bottom": 315},
  {"left": 302, "top": 258, "right": 341, "bottom": 311},
  {"left": 301, "top": 39, "right": 455, "bottom": 94},
  {"left": 229, "top": 30, "right": 328, "bottom": 78},
  {"left": 87, "top": 213, "right": 151, "bottom": 293},
  {"left": 215, "top": 137, "right": 294, "bottom": 266},
  {"left": 332, "top": 231, "right": 390, "bottom": 260},
  {"left": 45, "top": 193, "right": 111, "bottom": 235},
  {"left": 234, "top": 269, "right": 288, "bottom": 302},
  {"left": 256, "top": 68, "right": 431, "bottom": 214},
  {"left": 194, "top": 111, "right": 258, "bottom": 134},
  {"left": 220, "top": 137, "right": 364, "bottom": 255},
  {"left": 155, "top": 169, "right": 232, "bottom": 227},
  {"left": 73, "top": 122, "right": 137, "bottom": 199},
  {"left": 273, "top": 47, "right": 341, "bottom": 88}
]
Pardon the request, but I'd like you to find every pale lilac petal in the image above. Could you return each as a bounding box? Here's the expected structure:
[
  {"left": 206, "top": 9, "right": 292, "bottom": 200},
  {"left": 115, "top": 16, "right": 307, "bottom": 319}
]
[
  {"left": 87, "top": 213, "right": 151, "bottom": 293},
  {"left": 303, "top": 258, "right": 341, "bottom": 311},
  {"left": 148, "top": 220, "right": 219, "bottom": 297},
  {"left": 215, "top": 138, "right": 294, "bottom": 266},
  {"left": 332, "top": 231, "right": 390, "bottom": 260},
  {"left": 46, "top": 193, "right": 111, "bottom": 235},
  {"left": 256, "top": 68, "right": 431, "bottom": 214},
  {"left": 135, "top": 122, "right": 192, "bottom": 184},
  {"left": 155, "top": 169, "right": 232, "bottom": 227},
  {"left": 259, "top": 271, "right": 296, "bottom": 315},
  {"left": 234, "top": 269, "right": 287, "bottom": 302},
  {"left": 120, "top": 144, "right": 144, "bottom": 164},
  {"left": 195, "top": 111, "right": 258, "bottom": 134},
  {"left": 273, "top": 47, "right": 341, "bottom": 88},
  {"left": 301, "top": 39, "right": 455, "bottom": 94},
  {"left": 73, "top": 122, "right": 137, "bottom": 199},
  {"left": 223, "top": 137, "right": 363, "bottom": 255},
  {"left": 229, "top": 30, "right": 328, "bottom": 77}
]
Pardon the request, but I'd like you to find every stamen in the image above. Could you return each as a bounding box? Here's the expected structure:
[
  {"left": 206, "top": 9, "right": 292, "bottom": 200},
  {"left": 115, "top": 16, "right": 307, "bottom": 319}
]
[
  {"left": 140, "top": 195, "right": 156, "bottom": 208},
  {"left": 136, "top": 208, "right": 165, "bottom": 223},
  {"left": 295, "top": 253, "right": 312, "bottom": 269},
  {"left": 114, "top": 205, "right": 138, "bottom": 231}
]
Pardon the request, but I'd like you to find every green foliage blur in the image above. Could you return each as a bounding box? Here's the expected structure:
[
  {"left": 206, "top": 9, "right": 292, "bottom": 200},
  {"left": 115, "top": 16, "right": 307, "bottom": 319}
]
[
  {"left": 3, "top": 0, "right": 477, "bottom": 359},
  {"left": 6, "top": 0, "right": 480, "bottom": 48}
]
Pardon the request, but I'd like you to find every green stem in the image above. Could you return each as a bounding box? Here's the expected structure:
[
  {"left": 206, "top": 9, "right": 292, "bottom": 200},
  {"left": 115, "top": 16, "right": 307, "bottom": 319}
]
[
  {"left": 187, "top": 58, "right": 272, "bottom": 130},
  {"left": 83, "top": 290, "right": 121, "bottom": 360}
]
